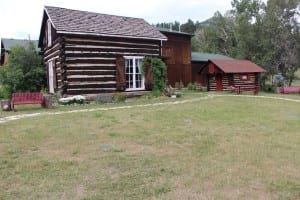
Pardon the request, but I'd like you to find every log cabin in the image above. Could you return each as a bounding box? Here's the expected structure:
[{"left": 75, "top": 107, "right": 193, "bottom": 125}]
[
  {"left": 38, "top": 6, "right": 167, "bottom": 96},
  {"left": 206, "top": 59, "right": 266, "bottom": 92}
]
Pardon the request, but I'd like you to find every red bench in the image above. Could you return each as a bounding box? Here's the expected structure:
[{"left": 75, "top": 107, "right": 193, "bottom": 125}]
[
  {"left": 235, "top": 86, "right": 259, "bottom": 95},
  {"left": 280, "top": 86, "right": 300, "bottom": 94},
  {"left": 11, "top": 92, "right": 44, "bottom": 110}
]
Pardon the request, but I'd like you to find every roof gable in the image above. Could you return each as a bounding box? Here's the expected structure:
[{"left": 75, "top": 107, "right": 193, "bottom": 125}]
[
  {"left": 210, "top": 59, "right": 266, "bottom": 73},
  {"left": 44, "top": 6, "right": 167, "bottom": 41}
]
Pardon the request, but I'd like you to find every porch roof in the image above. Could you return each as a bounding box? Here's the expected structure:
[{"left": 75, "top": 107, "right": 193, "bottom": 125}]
[{"left": 210, "top": 59, "right": 266, "bottom": 73}]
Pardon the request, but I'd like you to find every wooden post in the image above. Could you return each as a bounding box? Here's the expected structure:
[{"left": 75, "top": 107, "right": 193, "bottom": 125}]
[{"left": 43, "top": 95, "right": 53, "bottom": 109}]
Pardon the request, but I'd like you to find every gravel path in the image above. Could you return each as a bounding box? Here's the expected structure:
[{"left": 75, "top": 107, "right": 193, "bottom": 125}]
[{"left": 1, "top": 94, "right": 299, "bottom": 124}]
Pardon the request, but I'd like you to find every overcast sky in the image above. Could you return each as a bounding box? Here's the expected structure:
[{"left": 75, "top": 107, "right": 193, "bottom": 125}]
[{"left": 0, "top": 0, "right": 242, "bottom": 40}]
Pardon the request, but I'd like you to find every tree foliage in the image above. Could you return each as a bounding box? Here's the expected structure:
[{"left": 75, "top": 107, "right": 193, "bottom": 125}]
[
  {"left": 0, "top": 41, "right": 45, "bottom": 96},
  {"left": 192, "top": 0, "right": 300, "bottom": 85}
]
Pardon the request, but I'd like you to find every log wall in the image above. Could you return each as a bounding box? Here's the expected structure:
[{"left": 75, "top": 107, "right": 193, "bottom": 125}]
[
  {"left": 42, "top": 33, "right": 161, "bottom": 95},
  {"left": 208, "top": 73, "right": 259, "bottom": 91}
]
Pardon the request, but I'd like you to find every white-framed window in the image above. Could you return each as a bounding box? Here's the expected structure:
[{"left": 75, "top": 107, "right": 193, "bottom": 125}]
[
  {"left": 240, "top": 74, "right": 249, "bottom": 81},
  {"left": 47, "top": 19, "right": 52, "bottom": 47},
  {"left": 124, "top": 56, "right": 144, "bottom": 91}
]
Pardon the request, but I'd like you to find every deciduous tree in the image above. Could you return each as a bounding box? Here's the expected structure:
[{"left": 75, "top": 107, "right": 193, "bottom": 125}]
[{"left": 0, "top": 41, "right": 45, "bottom": 96}]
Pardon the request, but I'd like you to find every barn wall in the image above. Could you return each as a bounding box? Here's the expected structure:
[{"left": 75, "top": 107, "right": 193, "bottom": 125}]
[
  {"left": 161, "top": 32, "right": 191, "bottom": 86},
  {"left": 191, "top": 61, "right": 208, "bottom": 86}
]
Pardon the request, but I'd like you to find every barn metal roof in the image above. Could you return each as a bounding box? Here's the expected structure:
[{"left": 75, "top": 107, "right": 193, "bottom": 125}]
[
  {"left": 210, "top": 59, "right": 266, "bottom": 73},
  {"left": 1, "top": 38, "right": 39, "bottom": 52},
  {"left": 192, "top": 52, "right": 233, "bottom": 62},
  {"left": 157, "top": 27, "right": 193, "bottom": 36},
  {"left": 43, "top": 6, "right": 167, "bottom": 41}
]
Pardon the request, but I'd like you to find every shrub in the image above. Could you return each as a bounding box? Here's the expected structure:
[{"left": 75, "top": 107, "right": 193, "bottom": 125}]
[
  {"left": 187, "top": 82, "right": 197, "bottom": 90},
  {"left": 142, "top": 57, "right": 167, "bottom": 92},
  {"left": 151, "top": 89, "right": 161, "bottom": 97},
  {"left": 0, "top": 85, "right": 10, "bottom": 99},
  {"left": 112, "top": 93, "right": 127, "bottom": 102},
  {"left": 175, "top": 92, "right": 182, "bottom": 98},
  {"left": 201, "top": 87, "right": 208, "bottom": 92}
]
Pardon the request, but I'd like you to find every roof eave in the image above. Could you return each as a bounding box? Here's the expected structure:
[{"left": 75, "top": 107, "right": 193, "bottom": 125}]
[{"left": 56, "top": 30, "right": 168, "bottom": 41}]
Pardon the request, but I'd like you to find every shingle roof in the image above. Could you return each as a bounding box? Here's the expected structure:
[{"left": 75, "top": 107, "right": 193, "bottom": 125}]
[
  {"left": 1, "top": 38, "right": 39, "bottom": 51},
  {"left": 210, "top": 59, "right": 266, "bottom": 73},
  {"left": 44, "top": 6, "right": 167, "bottom": 40},
  {"left": 192, "top": 52, "right": 233, "bottom": 62}
]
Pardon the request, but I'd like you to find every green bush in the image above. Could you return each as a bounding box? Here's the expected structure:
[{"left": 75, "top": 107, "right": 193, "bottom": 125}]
[
  {"left": 0, "top": 85, "right": 10, "bottom": 99},
  {"left": 175, "top": 92, "right": 182, "bottom": 98},
  {"left": 0, "top": 42, "right": 45, "bottom": 96},
  {"left": 187, "top": 82, "right": 197, "bottom": 90},
  {"left": 151, "top": 89, "right": 161, "bottom": 97},
  {"left": 142, "top": 57, "right": 167, "bottom": 92},
  {"left": 112, "top": 93, "right": 127, "bottom": 102}
]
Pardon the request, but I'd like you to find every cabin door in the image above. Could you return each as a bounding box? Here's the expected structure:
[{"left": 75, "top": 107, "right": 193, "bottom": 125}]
[
  {"left": 48, "top": 60, "right": 54, "bottom": 94},
  {"left": 216, "top": 74, "right": 223, "bottom": 91}
]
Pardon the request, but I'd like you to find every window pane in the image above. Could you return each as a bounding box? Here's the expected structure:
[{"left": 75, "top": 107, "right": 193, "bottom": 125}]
[
  {"left": 125, "top": 57, "right": 144, "bottom": 90},
  {"left": 135, "top": 59, "right": 140, "bottom": 73}
]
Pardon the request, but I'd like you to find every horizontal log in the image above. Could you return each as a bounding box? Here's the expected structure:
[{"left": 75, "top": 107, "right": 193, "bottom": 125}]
[
  {"left": 65, "top": 53, "right": 118, "bottom": 58},
  {"left": 66, "top": 63, "right": 116, "bottom": 67},
  {"left": 44, "top": 42, "right": 61, "bottom": 56},
  {"left": 63, "top": 35, "right": 161, "bottom": 46},
  {"left": 44, "top": 50, "right": 61, "bottom": 61},
  {"left": 65, "top": 40, "right": 159, "bottom": 49},
  {"left": 66, "top": 70, "right": 115, "bottom": 76},
  {"left": 66, "top": 76, "right": 115, "bottom": 82},
  {"left": 66, "top": 66, "right": 115, "bottom": 70},
  {"left": 65, "top": 51, "right": 159, "bottom": 56},
  {"left": 66, "top": 88, "right": 117, "bottom": 95},
  {"left": 42, "top": 37, "right": 64, "bottom": 52},
  {"left": 65, "top": 58, "right": 116, "bottom": 64},
  {"left": 64, "top": 46, "right": 159, "bottom": 54},
  {"left": 67, "top": 82, "right": 116, "bottom": 89}
]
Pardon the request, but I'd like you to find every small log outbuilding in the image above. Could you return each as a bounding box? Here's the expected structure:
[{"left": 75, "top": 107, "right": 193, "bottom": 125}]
[
  {"left": 38, "top": 6, "right": 167, "bottom": 96},
  {"left": 206, "top": 59, "right": 266, "bottom": 92},
  {"left": 191, "top": 52, "right": 233, "bottom": 87}
]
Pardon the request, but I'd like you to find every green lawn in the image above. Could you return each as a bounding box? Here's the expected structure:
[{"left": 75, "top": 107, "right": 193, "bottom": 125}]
[{"left": 0, "top": 93, "right": 299, "bottom": 199}]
